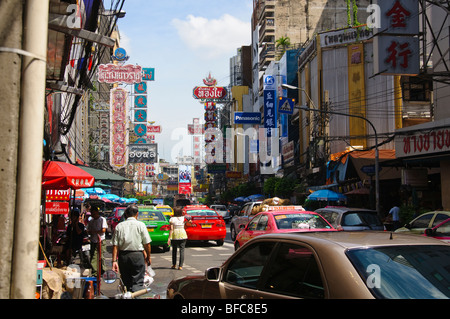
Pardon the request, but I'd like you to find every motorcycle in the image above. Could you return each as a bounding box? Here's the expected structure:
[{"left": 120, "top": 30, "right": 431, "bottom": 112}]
[{"left": 97, "top": 269, "right": 160, "bottom": 299}]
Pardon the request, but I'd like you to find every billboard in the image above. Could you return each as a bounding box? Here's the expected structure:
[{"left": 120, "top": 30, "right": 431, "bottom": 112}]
[{"left": 128, "top": 143, "right": 157, "bottom": 163}]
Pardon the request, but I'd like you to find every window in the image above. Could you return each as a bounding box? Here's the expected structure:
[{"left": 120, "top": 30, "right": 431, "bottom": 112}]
[
  {"left": 433, "top": 214, "right": 450, "bottom": 227},
  {"left": 319, "top": 211, "right": 339, "bottom": 227},
  {"left": 262, "top": 243, "right": 324, "bottom": 298},
  {"left": 224, "top": 242, "right": 275, "bottom": 289},
  {"left": 410, "top": 213, "right": 433, "bottom": 228},
  {"left": 247, "top": 215, "right": 261, "bottom": 231},
  {"left": 435, "top": 219, "right": 450, "bottom": 237},
  {"left": 256, "top": 214, "right": 269, "bottom": 231},
  {"left": 347, "top": 245, "right": 450, "bottom": 298}
]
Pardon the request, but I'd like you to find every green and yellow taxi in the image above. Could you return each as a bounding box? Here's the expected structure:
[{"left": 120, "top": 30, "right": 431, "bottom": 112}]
[{"left": 137, "top": 207, "right": 171, "bottom": 252}]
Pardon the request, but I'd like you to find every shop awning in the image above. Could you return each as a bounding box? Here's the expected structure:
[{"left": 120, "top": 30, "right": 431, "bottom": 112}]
[
  {"left": 75, "top": 165, "right": 132, "bottom": 182},
  {"left": 42, "top": 161, "right": 95, "bottom": 190}
]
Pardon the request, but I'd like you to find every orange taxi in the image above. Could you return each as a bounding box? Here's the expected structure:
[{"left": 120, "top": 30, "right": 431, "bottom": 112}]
[{"left": 182, "top": 205, "right": 226, "bottom": 246}]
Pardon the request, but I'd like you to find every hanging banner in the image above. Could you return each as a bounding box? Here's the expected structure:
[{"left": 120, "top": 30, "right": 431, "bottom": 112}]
[
  {"left": 110, "top": 88, "right": 128, "bottom": 169},
  {"left": 45, "top": 202, "right": 70, "bottom": 215}
]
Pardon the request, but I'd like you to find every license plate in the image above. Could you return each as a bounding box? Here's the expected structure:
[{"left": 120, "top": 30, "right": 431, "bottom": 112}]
[
  {"left": 82, "top": 244, "right": 90, "bottom": 251},
  {"left": 148, "top": 228, "right": 154, "bottom": 232},
  {"left": 201, "top": 224, "right": 212, "bottom": 228}
]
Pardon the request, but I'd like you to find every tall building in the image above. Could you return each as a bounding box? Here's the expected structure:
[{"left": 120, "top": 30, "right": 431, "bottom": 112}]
[{"left": 251, "top": 0, "right": 370, "bottom": 106}]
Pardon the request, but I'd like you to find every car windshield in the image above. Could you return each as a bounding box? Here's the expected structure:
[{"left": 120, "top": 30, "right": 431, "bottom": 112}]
[
  {"left": 186, "top": 210, "right": 218, "bottom": 217},
  {"left": 116, "top": 209, "right": 125, "bottom": 217},
  {"left": 213, "top": 206, "right": 227, "bottom": 210},
  {"left": 346, "top": 245, "right": 450, "bottom": 299},
  {"left": 138, "top": 210, "right": 165, "bottom": 221},
  {"left": 274, "top": 213, "right": 332, "bottom": 230}
]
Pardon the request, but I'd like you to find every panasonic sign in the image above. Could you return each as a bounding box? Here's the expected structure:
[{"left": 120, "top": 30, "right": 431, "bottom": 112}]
[{"left": 234, "top": 112, "right": 261, "bottom": 124}]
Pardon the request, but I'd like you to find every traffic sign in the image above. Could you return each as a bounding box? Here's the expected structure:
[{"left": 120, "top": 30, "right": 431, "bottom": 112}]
[{"left": 278, "top": 97, "right": 295, "bottom": 114}]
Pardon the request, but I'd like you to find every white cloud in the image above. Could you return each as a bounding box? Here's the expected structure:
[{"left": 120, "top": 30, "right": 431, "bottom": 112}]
[{"left": 172, "top": 14, "right": 251, "bottom": 59}]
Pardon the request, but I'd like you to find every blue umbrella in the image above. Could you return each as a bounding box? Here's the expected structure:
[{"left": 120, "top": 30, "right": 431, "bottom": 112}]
[
  {"left": 234, "top": 197, "right": 248, "bottom": 202},
  {"left": 245, "top": 194, "right": 265, "bottom": 201},
  {"left": 308, "top": 189, "right": 346, "bottom": 201}
]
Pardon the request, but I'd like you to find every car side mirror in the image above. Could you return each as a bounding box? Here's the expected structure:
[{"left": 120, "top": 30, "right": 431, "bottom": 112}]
[
  {"left": 206, "top": 267, "right": 220, "bottom": 281},
  {"left": 239, "top": 224, "right": 246, "bottom": 230},
  {"left": 424, "top": 228, "right": 435, "bottom": 237}
]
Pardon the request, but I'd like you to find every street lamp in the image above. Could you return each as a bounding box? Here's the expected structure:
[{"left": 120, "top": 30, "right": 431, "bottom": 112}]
[{"left": 281, "top": 84, "right": 380, "bottom": 216}]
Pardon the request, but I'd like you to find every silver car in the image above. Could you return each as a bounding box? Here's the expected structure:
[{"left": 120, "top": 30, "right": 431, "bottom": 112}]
[
  {"left": 210, "top": 204, "right": 230, "bottom": 223},
  {"left": 229, "top": 201, "right": 263, "bottom": 240},
  {"left": 315, "top": 207, "right": 385, "bottom": 231}
]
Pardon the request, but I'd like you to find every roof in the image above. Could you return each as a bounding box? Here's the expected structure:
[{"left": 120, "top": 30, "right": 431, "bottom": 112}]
[
  {"left": 258, "top": 231, "right": 449, "bottom": 249},
  {"left": 75, "top": 165, "right": 131, "bottom": 182}
]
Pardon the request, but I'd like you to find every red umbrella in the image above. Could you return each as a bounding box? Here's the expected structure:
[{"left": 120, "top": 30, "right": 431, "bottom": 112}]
[{"left": 42, "top": 161, "right": 95, "bottom": 190}]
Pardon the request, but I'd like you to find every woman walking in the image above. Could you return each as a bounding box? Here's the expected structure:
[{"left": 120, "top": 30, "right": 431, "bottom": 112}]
[{"left": 168, "top": 206, "right": 188, "bottom": 270}]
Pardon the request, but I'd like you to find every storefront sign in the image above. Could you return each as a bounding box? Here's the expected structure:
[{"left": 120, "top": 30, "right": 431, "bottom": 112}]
[
  {"left": 45, "top": 201, "right": 69, "bottom": 215},
  {"left": 46, "top": 189, "right": 70, "bottom": 201},
  {"left": 234, "top": 112, "right": 262, "bottom": 124},
  {"left": 129, "top": 144, "right": 157, "bottom": 163},
  {"left": 193, "top": 86, "right": 228, "bottom": 99},
  {"left": 98, "top": 64, "right": 142, "bottom": 84},
  {"left": 147, "top": 125, "right": 161, "bottom": 133},
  {"left": 396, "top": 128, "right": 450, "bottom": 157}
]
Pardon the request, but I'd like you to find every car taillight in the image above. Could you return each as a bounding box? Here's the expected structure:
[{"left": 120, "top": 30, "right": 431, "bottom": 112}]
[
  {"left": 216, "top": 221, "right": 225, "bottom": 228},
  {"left": 160, "top": 224, "right": 171, "bottom": 231},
  {"left": 186, "top": 221, "right": 197, "bottom": 227}
]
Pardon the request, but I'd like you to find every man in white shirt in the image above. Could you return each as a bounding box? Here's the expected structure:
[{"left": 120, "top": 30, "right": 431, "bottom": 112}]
[
  {"left": 87, "top": 206, "right": 107, "bottom": 276},
  {"left": 112, "top": 205, "right": 152, "bottom": 292}
]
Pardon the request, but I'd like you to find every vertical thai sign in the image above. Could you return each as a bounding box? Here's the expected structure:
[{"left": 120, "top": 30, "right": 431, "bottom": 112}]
[
  {"left": 373, "top": 0, "right": 419, "bottom": 75},
  {"left": 110, "top": 88, "right": 128, "bottom": 169},
  {"left": 348, "top": 43, "right": 367, "bottom": 147}
]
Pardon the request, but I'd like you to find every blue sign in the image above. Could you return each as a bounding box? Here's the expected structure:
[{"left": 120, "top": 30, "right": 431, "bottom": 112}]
[
  {"left": 134, "top": 124, "right": 147, "bottom": 136},
  {"left": 278, "top": 97, "right": 295, "bottom": 114},
  {"left": 263, "top": 75, "right": 276, "bottom": 90},
  {"left": 134, "top": 95, "right": 147, "bottom": 108},
  {"left": 134, "top": 82, "right": 147, "bottom": 94},
  {"left": 234, "top": 112, "right": 261, "bottom": 124},
  {"left": 134, "top": 110, "right": 147, "bottom": 122},
  {"left": 142, "top": 68, "right": 155, "bottom": 81},
  {"left": 264, "top": 90, "right": 276, "bottom": 136}
]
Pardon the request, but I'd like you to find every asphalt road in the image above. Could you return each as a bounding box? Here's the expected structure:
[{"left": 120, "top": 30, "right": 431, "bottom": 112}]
[{"left": 98, "top": 225, "right": 235, "bottom": 299}]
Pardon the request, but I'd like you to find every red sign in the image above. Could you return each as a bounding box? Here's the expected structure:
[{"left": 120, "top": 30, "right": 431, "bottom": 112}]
[
  {"left": 46, "top": 189, "right": 70, "bottom": 201},
  {"left": 110, "top": 88, "right": 128, "bottom": 168},
  {"left": 45, "top": 201, "right": 69, "bottom": 215},
  {"left": 98, "top": 64, "right": 142, "bottom": 84},
  {"left": 147, "top": 125, "right": 162, "bottom": 133},
  {"left": 193, "top": 86, "right": 227, "bottom": 99}
]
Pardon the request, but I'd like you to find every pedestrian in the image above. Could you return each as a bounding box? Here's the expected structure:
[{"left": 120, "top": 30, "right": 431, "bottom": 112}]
[
  {"left": 388, "top": 205, "right": 401, "bottom": 230},
  {"left": 111, "top": 204, "right": 152, "bottom": 292},
  {"left": 87, "top": 206, "right": 107, "bottom": 276},
  {"left": 168, "top": 206, "right": 188, "bottom": 270},
  {"left": 63, "top": 208, "right": 87, "bottom": 266}
]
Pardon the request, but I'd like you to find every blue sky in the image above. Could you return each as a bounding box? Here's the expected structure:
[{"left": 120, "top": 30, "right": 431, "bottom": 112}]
[{"left": 118, "top": 0, "right": 253, "bottom": 162}]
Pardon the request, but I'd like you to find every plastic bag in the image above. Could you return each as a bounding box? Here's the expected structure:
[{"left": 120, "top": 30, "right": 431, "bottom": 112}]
[{"left": 143, "top": 265, "right": 155, "bottom": 288}]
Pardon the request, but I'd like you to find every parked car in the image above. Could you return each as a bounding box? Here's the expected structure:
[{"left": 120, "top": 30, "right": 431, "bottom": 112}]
[
  {"left": 167, "top": 231, "right": 450, "bottom": 299},
  {"left": 210, "top": 204, "right": 231, "bottom": 223},
  {"left": 106, "top": 206, "right": 127, "bottom": 234},
  {"left": 396, "top": 211, "right": 450, "bottom": 235},
  {"left": 424, "top": 218, "right": 450, "bottom": 243},
  {"left": 229, "top": 201, "right": 263, "bottom": 241},
  {"left": 234, "top": 208, "right": 336, "bottom": 250},
  {"left": 137, "top": 207, "right": 171, "bottom": 252},
  {"left": 315, "top": 207, "right": 385, "bottom": 231},
  {"left": 183, "top": 205, "right": 226, "bottom": 246}
]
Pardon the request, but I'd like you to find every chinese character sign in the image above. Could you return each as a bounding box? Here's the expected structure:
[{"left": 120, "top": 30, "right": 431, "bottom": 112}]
[
  {"left": 264, "top": 90, "right": 276, "bottom": 136},
  {"left": 110, "top": 88, "right": 128, "bottom": 168},
  {"left": 374, "top": 0, "right": 419, "bottom": 35},
  {"left": 373, "top": 0, "right": 419, "bottom": 75},
  {"left": 374, "top": 35, "right": 419, "bottom": 75}
]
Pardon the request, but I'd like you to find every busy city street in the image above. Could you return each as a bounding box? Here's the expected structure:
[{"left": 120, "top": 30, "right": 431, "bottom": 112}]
[{"left": 1, "top": 0, "right": 450, "bottom": 309}]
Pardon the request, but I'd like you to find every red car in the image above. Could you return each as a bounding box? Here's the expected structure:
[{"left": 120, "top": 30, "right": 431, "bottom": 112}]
[
  {"left": 182, "top": 205, "right": 226, "bottom": 246},
  {"left": 107, "top": 206, "right": 127, "bottom": 234},
  {"left": 234, "top": 206, "right": 337, "bottom": 250}
]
